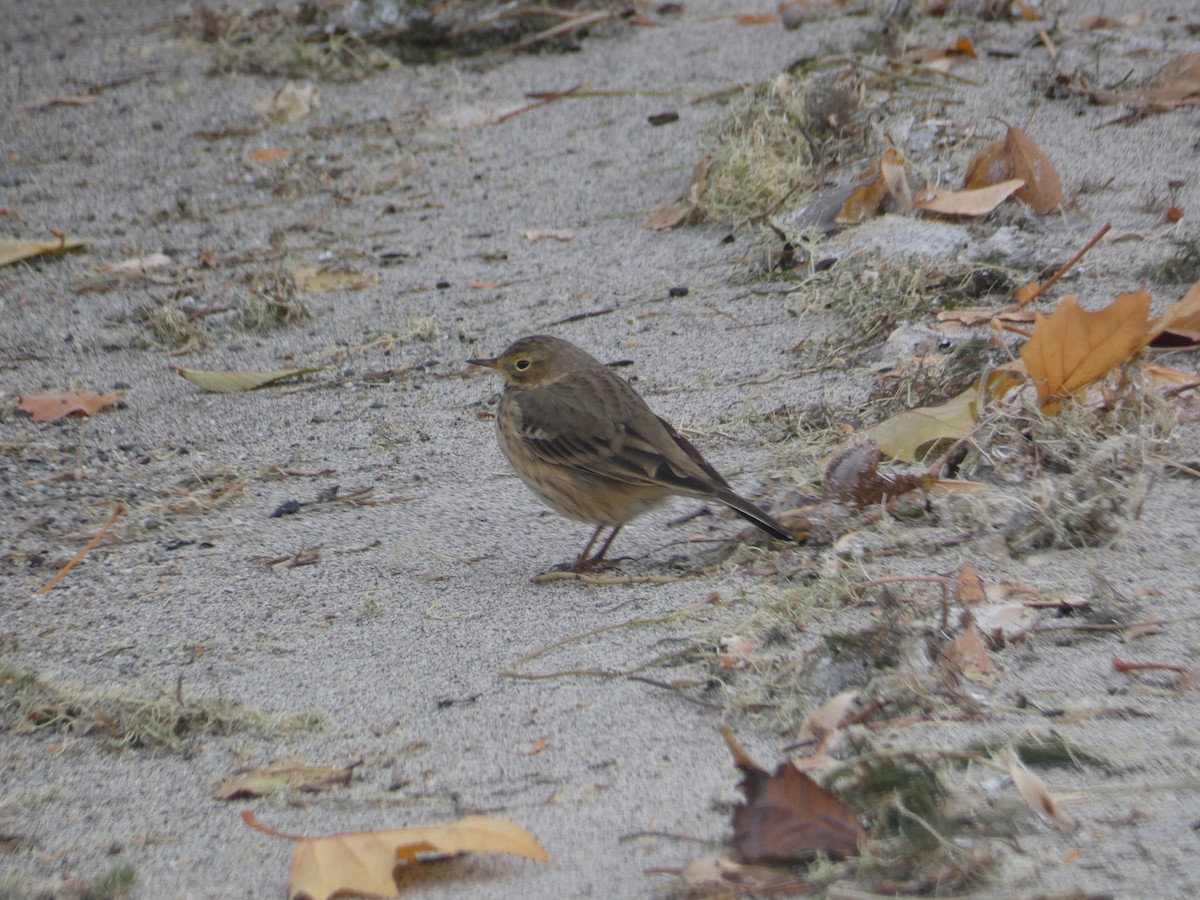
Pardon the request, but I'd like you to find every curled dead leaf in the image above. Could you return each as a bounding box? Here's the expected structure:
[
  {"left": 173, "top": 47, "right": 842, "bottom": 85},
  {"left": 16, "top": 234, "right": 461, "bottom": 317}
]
[
  {"left": 721, "top": 726, "right": 865, "bottom": 863},
  {"left": 1003, "top": 752, "right": 1077, "bottom": 831},
  {"left": 244, "top": 811, "right": 548, "bottom": 900}
]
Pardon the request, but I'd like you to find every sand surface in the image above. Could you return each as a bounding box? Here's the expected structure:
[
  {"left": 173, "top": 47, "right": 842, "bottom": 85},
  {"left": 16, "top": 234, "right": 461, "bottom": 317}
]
[{"left": 3, "top": 1, "right": 1200, "bottom": 897}]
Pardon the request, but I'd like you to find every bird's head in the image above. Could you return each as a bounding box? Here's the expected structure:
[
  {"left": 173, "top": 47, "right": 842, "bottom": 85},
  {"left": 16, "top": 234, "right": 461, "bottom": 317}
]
[{"left": 467, "top": 335, "right": 581, "bottom": 388}]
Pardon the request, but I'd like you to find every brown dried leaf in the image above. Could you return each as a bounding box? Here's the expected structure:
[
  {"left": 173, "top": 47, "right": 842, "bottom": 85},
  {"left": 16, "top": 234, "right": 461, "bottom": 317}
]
[
  {"left": 19, "top": 391, "right": 124, "bottom": 423},
  {"left": 963, "top": 139, "right": 1011, "bottom": 190},
  {"left": 644, "top": 155, "right": 709, "bottom": 230},
  {"left": 1151, "top": 278, "right": 1200, "bottom": 339},
  {"left": 1075, "top": 12, "right": 1143, "bottom": 30},
  {"left": 214, "top": 761, "right": 357, "bottom": 800},
  {"left": 244, "top": 812, "right": 548, "bottom": 900},
  {"left": 964, "top": 122, "right": 1061, "bottom": 213},
  {"left": 937, "top": 307, "right": 1036, "bottom": 326},
  {"left": 1094, "top": 52, "right": 1200, "bottom": 113},
  {"left": 796, "top": 691, "right": 858, "bottom": 754},
  {"left": 1004, "top": 752, "right": 1077, "bottom": 831},
  {"left": 914, "top": 178, "right": 1024, "bottom": 217},
  {"left": 1004, "top": 124, "right": 1063, "bottom": 214},
  {"left": 247, "top": 146, "right": 292, "bottom": 164},
  {"left": 721, "top": 727, "right": 865, "bottom": 863},
  {"left": 1019, "top": 290, "right": 1153, "bottom": 407},
  {"left": 953, "top": 564, "right": 986, "bottom": 606},
  {"left": 941, "top": 615, "right": 995, "bottom": 680}
]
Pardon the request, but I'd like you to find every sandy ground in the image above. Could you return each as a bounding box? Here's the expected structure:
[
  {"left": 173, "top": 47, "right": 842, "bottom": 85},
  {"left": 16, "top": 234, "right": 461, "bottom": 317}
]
[{"left": 3, "top": 1, "right": 1200, "bottom": 897}]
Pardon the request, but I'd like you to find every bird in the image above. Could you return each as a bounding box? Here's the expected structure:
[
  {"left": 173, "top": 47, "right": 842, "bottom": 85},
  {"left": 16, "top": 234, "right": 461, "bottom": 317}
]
[{"left": 467, "top": 335, "right": 794, "bottom": 572}]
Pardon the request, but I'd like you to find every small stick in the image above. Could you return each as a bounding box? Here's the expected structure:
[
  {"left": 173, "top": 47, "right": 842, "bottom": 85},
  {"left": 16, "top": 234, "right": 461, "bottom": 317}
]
[
  {"left": 35, "top": 503, "right": 125, "bottom": 595},
  {"left": 1014, "top": 222, "right": 1110, "bottom": 308},
  {"left": 495, "top": 82, "right": 587, "bottom": 124}
]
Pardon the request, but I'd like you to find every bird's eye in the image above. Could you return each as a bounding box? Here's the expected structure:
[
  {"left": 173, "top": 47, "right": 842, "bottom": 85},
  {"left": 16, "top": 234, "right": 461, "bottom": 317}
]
[{"left": 515, "top": 359, "right": 531, "bottom": 371}]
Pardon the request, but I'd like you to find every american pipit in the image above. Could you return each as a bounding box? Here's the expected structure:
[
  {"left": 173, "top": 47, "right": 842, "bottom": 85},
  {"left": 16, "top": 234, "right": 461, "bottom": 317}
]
[{"left": 468, "top": 335, "right": 794, "bottom": 571}]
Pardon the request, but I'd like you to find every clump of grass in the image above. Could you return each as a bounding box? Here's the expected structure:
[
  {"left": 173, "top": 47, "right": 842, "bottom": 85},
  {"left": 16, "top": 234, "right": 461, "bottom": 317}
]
[
  {"left": 958, "top": 368, "right": 1172, "bottom": 553},
  {"left": 0, "top": 665, "right": 325, "bottom": 753},
  {"left": 77, "top": 863, "right": 137, "bottom": 900},
  {"left": 142, "top": 304, "right": 206, "bottom": 348},
  {"left": 235, "top": 274, "right": 310, "bottom": 333},
  {"left": 705, "top": 74, "right": 866, "bottom": 223},
  {"left": 191, "top": 4, "right": 393, "bottom": 82}
]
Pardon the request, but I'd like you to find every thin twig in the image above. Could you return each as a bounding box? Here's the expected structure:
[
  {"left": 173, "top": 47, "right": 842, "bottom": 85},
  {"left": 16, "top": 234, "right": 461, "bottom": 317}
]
[
  {"left": 495, "top": 82, "right": 587, "bottom": 124},
  {"left": 1014, "top": 222, "right": 1111, "bottom": 308},
  {"left": 35, "top": 503, "right": 125, "bottom": 595}
]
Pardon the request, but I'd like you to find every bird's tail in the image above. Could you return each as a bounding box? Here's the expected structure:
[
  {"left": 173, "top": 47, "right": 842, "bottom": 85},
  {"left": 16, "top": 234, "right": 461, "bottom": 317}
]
[{"left": 715, "top": 490, "right": 795, "bottom": 543}]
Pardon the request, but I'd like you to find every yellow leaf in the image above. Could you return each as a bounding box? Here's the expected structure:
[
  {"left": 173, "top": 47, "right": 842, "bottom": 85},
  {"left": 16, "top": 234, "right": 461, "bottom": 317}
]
[
  {"left": 170, "top": 365, "right": 324, "bottom": 393},
  {"left": 0, "top": 234, "right": 85, "bottom": 267},
  {"left": 244, "top": 812, "right": 548, "bottom": 900},
  {"left": 863, "top": 385, "right": 979, "bottom": 462},
  {"left": 1019, "top": 291, "right": 1152, "bottom": 407}
]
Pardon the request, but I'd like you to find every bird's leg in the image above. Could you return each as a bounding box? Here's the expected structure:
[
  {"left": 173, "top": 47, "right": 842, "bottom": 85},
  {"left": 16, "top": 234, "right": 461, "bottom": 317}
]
[
  {"left": 581, "top": 525, "right": 623, "bottom": 571},
  {"left": 572, "top": 524, "right": 607, "bottom": 572}
]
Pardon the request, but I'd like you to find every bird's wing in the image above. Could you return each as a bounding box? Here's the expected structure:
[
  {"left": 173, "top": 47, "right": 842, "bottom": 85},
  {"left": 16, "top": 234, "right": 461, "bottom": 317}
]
[{"left": 512, "top": 371, "right": 728, "bottom": 495}]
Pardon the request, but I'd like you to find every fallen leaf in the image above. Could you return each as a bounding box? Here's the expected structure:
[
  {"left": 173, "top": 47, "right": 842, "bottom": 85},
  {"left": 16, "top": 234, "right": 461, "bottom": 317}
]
[
  {"left": 99, "top": 252, "right": 173, "bottom": 274},
  {"left": 1019, "top": 290, "right": 1152, "bottom": 408},
  {"left": 214, "top": 761, "right": 358, "bottom": 800},
  {"left": 244, "top": 811, "right": 548, "bottom": 900},
  {"left": 914, "top": 178, "right": 1025, "bottom": 217},
  {"left": 1006, "top": 125, "right": 1062, "bottom": 214},
  {"left": 863, "top": 384, "right": 979, "bottom": 462},
  {"left": 247, "top": 146, "right": 293, "bottom": 164},
  {"left": 736, "top": 13, "right": 777, "bottom": 25},
  {"left": 1075, "top": 12, "right": 1143, "bottom": 30},
  {"left": 822, "top": 441, "right": 929, "bottom": 504},
  {"left": 19, "top": 391, "right": 124, "bottom": 423},
  {"left": 680, "top": 856, "right": 748, "bottom": 885},
  {"left": 290, "top": 266, "right": 378, "bottom": 292},
  {"left": 796, "top": 690, "right": 858, "bottom": 754},
  {"left": 936, "top": 308, "right": 1036, "bottom": 326},
  {"left": 973, "top": 602, "right": 1035, "bottom": 642},
  {"left": 1003, "top": 752, "right": 1076, "bottom": 831},
  {"left": 0, "top": 234, "right": 86, "bottom": 267},
  {"left": 953, "top": 564, "right": 985, "bottom": 605},
  {"left": 722, "top": 726, "right": 864, "bottom": 863},
  {"left": 940, "top": 615, "right": 995, "bottom": 680},
  {"left": 170, "top": 365, "right": 324, "bottom": 393},
  {"left": 1144, "top": 364, "right": 1200, "bottom": 391},
  {"left": 1092, "top": 52, "right": 1200, "bottom": 115},
  {"left": 644, "top": 155, "right": 710, "bottom": 230},
  {"left": 965, "top": 121, "right": 1062, "bottom": 213},
  {"left": 1151, "top": 278, "right": 1200, "bottom": 339},
  {"left": 18, "top": 94, "right": 97, "bottom": 111},
  {"left": 718, "top": 634, "right": 762, "bottom": 669},
  {"left": 523, "top": 738, "right": 548, "bottom": 756},
  {"left": 835, "top": 148, "right": 908, "bottom": 224}
]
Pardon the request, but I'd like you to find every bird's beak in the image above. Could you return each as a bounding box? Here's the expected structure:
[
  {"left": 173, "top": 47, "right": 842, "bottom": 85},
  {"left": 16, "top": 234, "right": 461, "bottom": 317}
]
[{"left": 466, "top": 356, "right": 500, "bottom": 370}]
